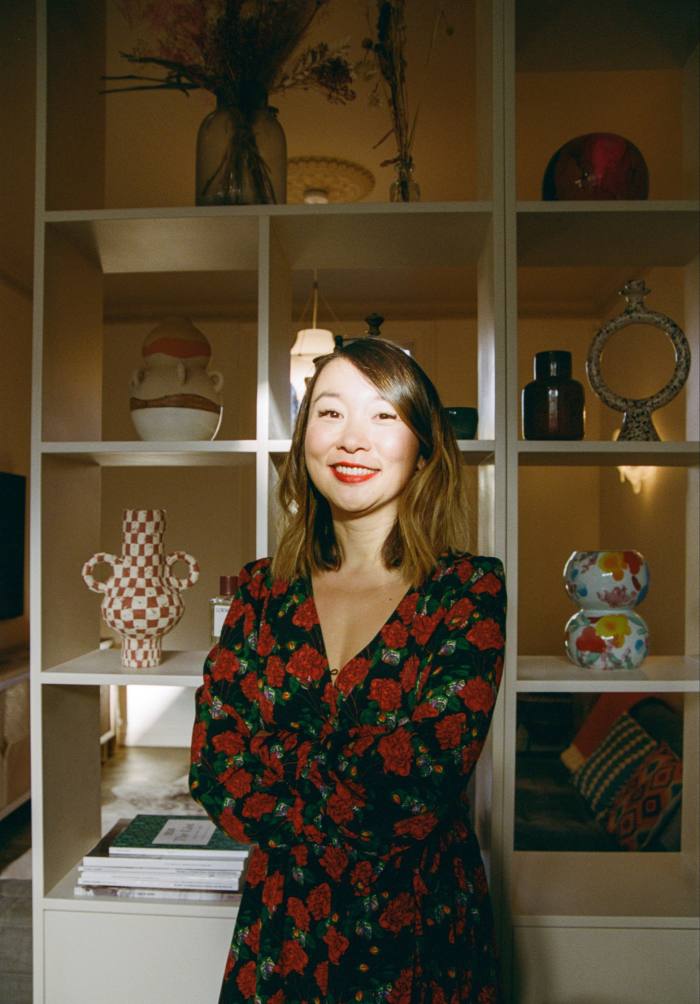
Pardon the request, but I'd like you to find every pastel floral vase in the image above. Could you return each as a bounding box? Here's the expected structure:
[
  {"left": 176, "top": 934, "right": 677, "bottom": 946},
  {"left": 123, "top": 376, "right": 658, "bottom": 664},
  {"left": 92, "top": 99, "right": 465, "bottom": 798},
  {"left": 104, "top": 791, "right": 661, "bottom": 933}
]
[
  {"left": 563, "top": 550, "right": 650, "bottom": 670},
  {"left": 82, "top": 509, "right": 199, "bottom": 669}
]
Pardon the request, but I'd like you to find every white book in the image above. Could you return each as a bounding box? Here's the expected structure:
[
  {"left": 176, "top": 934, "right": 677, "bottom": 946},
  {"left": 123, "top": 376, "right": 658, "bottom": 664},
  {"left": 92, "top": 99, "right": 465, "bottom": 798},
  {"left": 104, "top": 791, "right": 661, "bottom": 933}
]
[
  {"left": 73, "top": 885, "right": 242, "bottom": 903},
  {"left": 81, "top": 856, "right": 245, "bottom": 874},
  {"left": 77, "top": 872, "right": 243, "bottom": 891}
]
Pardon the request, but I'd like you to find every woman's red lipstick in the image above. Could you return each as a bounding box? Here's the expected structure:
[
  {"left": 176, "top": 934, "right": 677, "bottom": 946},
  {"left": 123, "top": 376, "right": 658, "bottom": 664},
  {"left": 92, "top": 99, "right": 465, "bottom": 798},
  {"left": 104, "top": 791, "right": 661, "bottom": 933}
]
[{"left": 330, "top": 463, "right": 379, "bottom": 484}]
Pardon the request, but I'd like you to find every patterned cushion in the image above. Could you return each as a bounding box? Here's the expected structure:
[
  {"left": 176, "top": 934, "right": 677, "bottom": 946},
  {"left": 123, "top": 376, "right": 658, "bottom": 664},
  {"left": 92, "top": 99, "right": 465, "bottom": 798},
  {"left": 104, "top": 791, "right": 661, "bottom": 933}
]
[
  {"left": 560, "top": 692, "right": 647, "bottom": 773},
  {"left": 605, "top": 741, "right": 683, "bottom": 851},
  {"left": 571, "top": 712, "right": 657, "bottom": 818}
]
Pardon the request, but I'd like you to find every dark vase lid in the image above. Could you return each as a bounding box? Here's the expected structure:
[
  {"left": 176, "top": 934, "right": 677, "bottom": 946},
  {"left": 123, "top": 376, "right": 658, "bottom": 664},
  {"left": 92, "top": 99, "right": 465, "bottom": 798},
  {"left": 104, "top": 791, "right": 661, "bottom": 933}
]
[{"left": 534, "top": 350, "right": 572, "bottom": 379}]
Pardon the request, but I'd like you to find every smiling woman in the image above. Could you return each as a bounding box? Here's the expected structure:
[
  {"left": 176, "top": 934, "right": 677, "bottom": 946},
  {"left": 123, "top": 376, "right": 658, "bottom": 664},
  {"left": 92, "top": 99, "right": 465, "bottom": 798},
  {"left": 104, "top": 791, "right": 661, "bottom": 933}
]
[{"left": 189, "top": 337, "right": 507, "bottom": 1003}]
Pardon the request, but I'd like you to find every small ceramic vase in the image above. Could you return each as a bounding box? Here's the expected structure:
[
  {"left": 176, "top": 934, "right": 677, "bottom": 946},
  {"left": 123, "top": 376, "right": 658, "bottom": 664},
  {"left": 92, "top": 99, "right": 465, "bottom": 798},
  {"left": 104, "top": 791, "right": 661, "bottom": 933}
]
[
  {"left": 82, "top": 509, "right": 199, "bottom": 669},
  {"left": 129, "top": 317, "right": 223, "bottom": 441},
  {"left": 563, "top": 550, "right": 650, "bottom": 670}
]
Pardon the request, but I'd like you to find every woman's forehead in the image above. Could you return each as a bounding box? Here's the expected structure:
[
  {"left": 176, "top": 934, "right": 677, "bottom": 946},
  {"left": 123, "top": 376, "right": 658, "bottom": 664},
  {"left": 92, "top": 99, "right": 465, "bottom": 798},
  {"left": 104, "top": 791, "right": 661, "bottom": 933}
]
[{"left": 313, "top": 357, "right": 380, "bottom": 396}]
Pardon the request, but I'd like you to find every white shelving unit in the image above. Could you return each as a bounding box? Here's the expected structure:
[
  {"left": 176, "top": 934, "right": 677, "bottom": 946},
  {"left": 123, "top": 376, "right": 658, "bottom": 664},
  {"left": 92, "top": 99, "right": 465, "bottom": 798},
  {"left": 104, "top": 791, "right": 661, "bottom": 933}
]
[{"left": 31, "top": 1, "right": 699, "bottom": 1001}]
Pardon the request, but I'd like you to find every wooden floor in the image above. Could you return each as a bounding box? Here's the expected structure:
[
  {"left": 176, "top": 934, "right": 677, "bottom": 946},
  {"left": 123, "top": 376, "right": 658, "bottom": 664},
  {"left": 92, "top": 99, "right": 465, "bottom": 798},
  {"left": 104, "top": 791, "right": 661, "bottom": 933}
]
[{"left": 0, "top": 747, "right": 191, "bottom": 1004}]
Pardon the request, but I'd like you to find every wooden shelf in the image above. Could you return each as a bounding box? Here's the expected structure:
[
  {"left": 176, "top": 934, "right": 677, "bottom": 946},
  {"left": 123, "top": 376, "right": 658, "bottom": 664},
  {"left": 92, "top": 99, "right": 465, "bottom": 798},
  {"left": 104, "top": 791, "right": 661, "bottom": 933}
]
[
  {"left": 46, "top": 203, "right": 493, "bottom": 273},
  {"left": 45, "top": 864, "right": 240, "bottom": 918},
  {"left": 517, "top": 202, "right": 700, "bottom": 267},
  {"left": 512, "top": 850, "right": 700, "bottom": 921},
  {"left": 41, "top": 442, "right": 257, "bottom": 466},
  {"left": 517, "top": 441, "right": 700, "bottom": 466},
  {"left": 41, "top": 649, "right": 208, "bottom": 687},
  {"left": 518, "top": 655, "right": 700, "bottom": 693}
]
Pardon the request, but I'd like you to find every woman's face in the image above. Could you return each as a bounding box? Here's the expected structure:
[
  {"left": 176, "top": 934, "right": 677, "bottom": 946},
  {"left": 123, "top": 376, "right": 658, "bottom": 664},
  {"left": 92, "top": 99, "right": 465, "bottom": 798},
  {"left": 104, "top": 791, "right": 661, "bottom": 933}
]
[{"left": 304, "top": 357, "right": 421, "bottom": 522}]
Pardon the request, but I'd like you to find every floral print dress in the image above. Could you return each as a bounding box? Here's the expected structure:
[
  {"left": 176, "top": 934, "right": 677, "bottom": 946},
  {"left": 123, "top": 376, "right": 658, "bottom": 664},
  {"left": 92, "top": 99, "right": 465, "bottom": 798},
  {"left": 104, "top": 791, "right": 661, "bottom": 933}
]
[{"left": 190, "top": 551, "right": 507, "bottom": 1004}]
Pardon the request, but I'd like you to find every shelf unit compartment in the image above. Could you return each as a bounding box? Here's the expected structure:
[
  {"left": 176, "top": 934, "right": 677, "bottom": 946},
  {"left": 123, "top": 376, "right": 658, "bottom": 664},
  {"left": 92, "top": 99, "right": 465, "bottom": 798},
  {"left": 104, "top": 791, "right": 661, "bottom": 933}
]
[
  {"left": 514, "top": 689, "right": 689, "bottom": 854},
  {"left": 517, "top": 464, "right": 690, "bottom": 662},
  {"left": 41, "top": 648, "right": 208, "bottom": 688},
  {"left": 516, "top": 206, "right": 700, "bottom": 268},
  {"left": 514, "top": 1, "right": 699, "bottom": 201},
  {"left": 41, "top": 684, "right": 102, "bottom": 895}
]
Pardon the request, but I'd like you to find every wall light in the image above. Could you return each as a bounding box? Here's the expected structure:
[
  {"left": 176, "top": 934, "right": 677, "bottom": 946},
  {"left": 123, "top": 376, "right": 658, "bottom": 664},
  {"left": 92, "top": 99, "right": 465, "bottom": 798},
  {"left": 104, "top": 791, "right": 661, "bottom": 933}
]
[{"left": 613, "top": 429, "right": 656, "bottom": 494}]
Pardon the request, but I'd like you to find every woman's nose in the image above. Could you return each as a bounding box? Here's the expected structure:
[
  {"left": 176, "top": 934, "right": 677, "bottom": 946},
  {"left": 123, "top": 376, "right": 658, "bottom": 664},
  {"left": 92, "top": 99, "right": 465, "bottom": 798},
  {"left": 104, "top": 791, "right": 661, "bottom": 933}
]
[{"left": 337, "top": 414, "right": 370, "bottom": 452}]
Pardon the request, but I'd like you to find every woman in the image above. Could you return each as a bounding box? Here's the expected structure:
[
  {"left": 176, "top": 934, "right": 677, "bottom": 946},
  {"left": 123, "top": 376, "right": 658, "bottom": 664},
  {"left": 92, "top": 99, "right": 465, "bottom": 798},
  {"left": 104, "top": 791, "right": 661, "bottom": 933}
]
[{"left": 190, "top": 337, "right": 507, "bottom": 1004}]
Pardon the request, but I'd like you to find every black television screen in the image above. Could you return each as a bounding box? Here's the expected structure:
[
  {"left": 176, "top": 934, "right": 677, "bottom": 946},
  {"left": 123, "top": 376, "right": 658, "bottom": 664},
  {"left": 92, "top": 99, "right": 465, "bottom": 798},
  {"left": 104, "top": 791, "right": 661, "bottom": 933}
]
[{"left": 0, "top": 472, "right": 26, "bottom": 620}]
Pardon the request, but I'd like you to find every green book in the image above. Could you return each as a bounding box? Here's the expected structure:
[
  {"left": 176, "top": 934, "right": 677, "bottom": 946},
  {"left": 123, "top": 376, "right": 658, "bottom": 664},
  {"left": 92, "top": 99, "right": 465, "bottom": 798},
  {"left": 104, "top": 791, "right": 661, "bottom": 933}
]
[{"left": 109, "top": 814, "right": 252, "bottom": 860}]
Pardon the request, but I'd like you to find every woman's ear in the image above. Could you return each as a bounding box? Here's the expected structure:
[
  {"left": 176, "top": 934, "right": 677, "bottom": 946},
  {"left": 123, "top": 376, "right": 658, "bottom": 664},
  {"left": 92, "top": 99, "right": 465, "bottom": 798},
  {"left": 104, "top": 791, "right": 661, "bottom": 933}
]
[{"left": 416, "top": 454, "right": 426, "bottom": 471}]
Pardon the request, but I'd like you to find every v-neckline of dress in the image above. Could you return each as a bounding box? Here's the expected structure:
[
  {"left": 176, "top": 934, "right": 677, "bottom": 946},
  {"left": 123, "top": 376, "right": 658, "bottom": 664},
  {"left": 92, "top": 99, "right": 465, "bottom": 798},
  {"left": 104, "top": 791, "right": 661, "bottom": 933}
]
[{"left": 305, "top": 575, "right": 419, "bottom": 694}]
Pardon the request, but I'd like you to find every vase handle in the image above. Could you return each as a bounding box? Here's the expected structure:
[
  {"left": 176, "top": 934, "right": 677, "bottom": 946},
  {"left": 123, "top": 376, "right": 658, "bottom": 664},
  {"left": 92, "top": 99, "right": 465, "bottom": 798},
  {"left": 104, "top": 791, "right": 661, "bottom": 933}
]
[
  {"left": 166, "top": 551, "right": 200, "bottom": 592},
  {"left": 82, "top": 553, "right": 117, "bottom": 594}
]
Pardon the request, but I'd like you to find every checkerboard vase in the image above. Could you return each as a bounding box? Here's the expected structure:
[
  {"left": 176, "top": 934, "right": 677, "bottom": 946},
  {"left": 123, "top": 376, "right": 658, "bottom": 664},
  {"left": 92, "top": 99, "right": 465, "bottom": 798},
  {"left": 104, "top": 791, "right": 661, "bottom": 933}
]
[{"left": 81, "top": 508, "right": 199, "bottom": 668}]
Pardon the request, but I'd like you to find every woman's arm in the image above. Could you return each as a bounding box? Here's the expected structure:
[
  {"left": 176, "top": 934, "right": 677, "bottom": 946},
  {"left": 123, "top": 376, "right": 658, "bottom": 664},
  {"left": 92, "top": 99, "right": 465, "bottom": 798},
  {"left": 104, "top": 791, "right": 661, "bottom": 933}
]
[{"left": 189, "top": 560, "right": 332, "bottom": 850}]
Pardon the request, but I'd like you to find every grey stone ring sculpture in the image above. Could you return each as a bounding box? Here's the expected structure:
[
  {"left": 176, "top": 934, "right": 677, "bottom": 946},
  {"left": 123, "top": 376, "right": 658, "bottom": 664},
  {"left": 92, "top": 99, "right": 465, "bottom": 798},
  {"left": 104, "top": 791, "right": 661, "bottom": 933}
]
[{"left": 586, "top": 279, "right": 691, "bottom": 440}]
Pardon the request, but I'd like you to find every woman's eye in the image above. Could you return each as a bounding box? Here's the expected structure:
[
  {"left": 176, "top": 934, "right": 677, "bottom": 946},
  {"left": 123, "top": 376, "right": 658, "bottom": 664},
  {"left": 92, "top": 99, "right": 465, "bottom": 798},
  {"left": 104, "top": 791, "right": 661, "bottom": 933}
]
[
  {"left": 377, "top": 412, "right": 397, "bottom": 420},
  {"left": 318, "top": 409, "right": 341, "bottom": 418}
]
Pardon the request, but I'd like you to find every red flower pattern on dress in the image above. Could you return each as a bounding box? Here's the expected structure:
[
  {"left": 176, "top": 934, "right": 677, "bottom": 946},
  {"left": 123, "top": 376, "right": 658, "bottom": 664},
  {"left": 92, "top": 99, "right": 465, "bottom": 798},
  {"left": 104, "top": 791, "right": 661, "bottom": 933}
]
[
  {"left": 307, "top": 882, "right": 331, "bottom": 920},
  {"left": 189, "top": 552, "right": 506, "bottom": 1003},
  {"left": 236, "top": 959, "right": 257, "bottom": 998},
  {"left": 382, "top": 619, "right": 409, "bottom": 649},
  {"left": 292, "top": 596, "right": 318, "bottom": 630},
  {"left": 320, "top": 843, "right": 349, "bottom": 881},
  {"left": 435, "top": 712, "right": 467, "bottom": 749},
  {"left": 287, "top": 896, "right": 310, "bottom": 931},
  {"left": 245, "top": 848, "right": 268, "bottom": 887},
  {"left": 262, "top": 870, "right": 284, "bottom": 913},
  {"left": 256, "top": 621, "right": 275, "bottom": 656},
  {"left": 466, "top": 618, "right": 504, "bottom": 651},
  {"left": 460, "top": 677, "right": 495, "bottom": 714},
  {"left": 446, "top": 596, "right": 476, "bottom": 629},
  {"left": 369, "top": 676, "right": 403, "bottom": 710},
  {"left": 412, "top": 610, "right": 443, "bottom": 644},
  {"left": 378, "top": 727, "right": 414, "bottom": 775},
  {"left": 400, "top": 653, "right": 420, "bottom": 691},
  {"left": 379, "top": 891, "right": 416, "bottom": 933},
  {"left": 323, "top": 925, "right": 350, "bottom": 964},
  {"left": 212, "top": 647, "right": 240, "bottom": 681},
  {"left": 277, "top": 938, "right": 308, "bottom": 976},
  {"left": 212, "top": 729, "right": 245, "bottom": 756},
  {"left": 337, "top": 655, "right": 370, "bottom": 694},
  {"left": 288, "top": 643, "right": 326, "bottom": 683},
  {"left": 471, "top": 572, "right": 503, "bottom": 596}
]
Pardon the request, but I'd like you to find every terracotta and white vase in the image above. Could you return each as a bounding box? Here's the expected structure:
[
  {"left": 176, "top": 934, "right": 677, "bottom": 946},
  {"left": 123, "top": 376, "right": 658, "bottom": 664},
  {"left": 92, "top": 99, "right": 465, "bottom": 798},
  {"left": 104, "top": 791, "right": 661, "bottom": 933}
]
[
  {"left": 563, "top": 550, "right": 650, "bottom": 670},
  {"left": 129, "top": 317, "right": 224, "bottom": 441},
  {"left": 82, "top": 509, "right": 199, "bottom": 669}
]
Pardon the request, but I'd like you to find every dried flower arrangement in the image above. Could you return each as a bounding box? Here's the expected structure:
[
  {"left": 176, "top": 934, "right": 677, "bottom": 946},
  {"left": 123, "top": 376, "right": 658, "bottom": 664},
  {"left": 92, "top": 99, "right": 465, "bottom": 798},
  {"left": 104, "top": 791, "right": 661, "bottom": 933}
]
[
  {"left": 361, "top": 0, "right": 453, "bottom": 201},
  {"left": 105, "top": 0, "right": 357, "bottom": 203}
]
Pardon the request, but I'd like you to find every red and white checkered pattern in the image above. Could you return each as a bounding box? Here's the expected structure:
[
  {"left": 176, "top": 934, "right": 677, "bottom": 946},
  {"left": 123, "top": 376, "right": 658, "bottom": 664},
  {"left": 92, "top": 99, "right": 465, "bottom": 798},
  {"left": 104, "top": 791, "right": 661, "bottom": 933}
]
[{"left": 82, "top": 508, "right": 199, "bottom": 669}]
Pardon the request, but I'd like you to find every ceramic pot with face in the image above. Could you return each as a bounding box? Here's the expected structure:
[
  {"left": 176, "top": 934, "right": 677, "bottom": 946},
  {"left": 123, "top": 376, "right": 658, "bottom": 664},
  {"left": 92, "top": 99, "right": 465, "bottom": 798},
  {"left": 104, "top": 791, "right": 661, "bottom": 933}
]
[
  {"left": 129, "top": 317, "right": 224, "bottom": 441},
  {"left": 82, "top": 509, "right": 199, "bottom": 669}
]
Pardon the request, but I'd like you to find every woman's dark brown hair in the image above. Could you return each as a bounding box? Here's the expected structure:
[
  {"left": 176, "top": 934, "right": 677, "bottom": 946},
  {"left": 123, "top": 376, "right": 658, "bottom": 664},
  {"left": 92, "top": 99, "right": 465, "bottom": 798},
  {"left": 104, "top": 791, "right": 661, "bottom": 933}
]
[{"left": 272, "top": 337, "right": 470, "bottom": 586}]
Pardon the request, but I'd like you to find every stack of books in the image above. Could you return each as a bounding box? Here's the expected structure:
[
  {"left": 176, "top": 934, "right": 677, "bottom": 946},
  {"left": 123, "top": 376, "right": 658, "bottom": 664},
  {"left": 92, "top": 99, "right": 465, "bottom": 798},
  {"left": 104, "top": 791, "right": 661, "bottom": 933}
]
[{"left": 74, "top": 814, "right": 251, "bottom": 903}]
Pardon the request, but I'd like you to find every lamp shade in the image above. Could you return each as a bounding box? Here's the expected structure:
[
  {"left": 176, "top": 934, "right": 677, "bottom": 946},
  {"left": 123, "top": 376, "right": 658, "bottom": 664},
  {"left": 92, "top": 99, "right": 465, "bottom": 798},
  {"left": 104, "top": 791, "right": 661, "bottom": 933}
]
[{"left": 291, "top": 327, "right": 335, "bottom": 356}]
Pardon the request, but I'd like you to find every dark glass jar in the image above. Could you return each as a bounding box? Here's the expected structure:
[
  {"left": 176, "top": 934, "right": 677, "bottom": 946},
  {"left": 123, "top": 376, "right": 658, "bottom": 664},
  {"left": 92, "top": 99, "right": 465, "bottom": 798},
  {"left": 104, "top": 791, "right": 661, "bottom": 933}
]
[{"left": 522, "top": 351, "right": 585, "bottom": 440}]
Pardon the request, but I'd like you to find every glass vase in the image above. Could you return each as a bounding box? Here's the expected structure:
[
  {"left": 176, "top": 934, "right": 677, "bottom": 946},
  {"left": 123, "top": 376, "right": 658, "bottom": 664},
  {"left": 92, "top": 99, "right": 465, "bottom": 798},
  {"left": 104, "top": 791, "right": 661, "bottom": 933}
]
[
  {"left": 196, "top": 102, "right": 287, "bottom": 206},
  {"left": 389, "top": 160, "right": 420, "bottom": 202}
]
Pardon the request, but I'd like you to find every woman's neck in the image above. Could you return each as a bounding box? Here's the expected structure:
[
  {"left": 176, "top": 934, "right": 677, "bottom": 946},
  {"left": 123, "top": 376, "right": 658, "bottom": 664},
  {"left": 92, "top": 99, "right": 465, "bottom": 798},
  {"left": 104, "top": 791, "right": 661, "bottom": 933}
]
[{"left": 329, "top": 510, "right": 396, "bottom": 577}]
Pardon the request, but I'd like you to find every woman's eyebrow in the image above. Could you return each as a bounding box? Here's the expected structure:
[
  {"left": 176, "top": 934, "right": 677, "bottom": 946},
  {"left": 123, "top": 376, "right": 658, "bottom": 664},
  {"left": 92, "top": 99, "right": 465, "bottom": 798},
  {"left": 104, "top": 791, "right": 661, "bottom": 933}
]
[{"left": 310, "top": 390, "right": 342, "bottom": 406}]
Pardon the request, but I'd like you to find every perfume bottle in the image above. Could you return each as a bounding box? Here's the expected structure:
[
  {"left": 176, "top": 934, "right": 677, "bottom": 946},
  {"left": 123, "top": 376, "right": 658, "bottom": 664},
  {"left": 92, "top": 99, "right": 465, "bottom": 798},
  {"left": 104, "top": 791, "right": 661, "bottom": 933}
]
[
  {"left": 210, "top": 575, "right": 238, "bottom": 644},
  {"left": 522, "top": 350, "right": 585, "bottom": 440}
]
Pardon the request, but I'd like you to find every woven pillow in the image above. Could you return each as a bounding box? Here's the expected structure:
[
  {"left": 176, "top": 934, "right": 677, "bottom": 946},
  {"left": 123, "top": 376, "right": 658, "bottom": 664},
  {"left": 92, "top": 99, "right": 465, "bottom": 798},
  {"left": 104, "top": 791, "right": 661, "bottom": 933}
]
[
  {"left": 571, "top": 712, "right": 657, "bottom": 818},
  {"left": 605, "top": 741, "right": 683, "bottom": 851},
  {"left": 560, "top": 692, "right": 647, "bottom": 773}
]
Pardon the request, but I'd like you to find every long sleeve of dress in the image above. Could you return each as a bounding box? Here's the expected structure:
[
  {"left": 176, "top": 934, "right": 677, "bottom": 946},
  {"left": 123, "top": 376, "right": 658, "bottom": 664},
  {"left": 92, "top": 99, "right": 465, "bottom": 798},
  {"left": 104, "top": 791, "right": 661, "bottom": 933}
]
[{"left": 190, "top": 560, "right": 333, "bottom": 850}]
